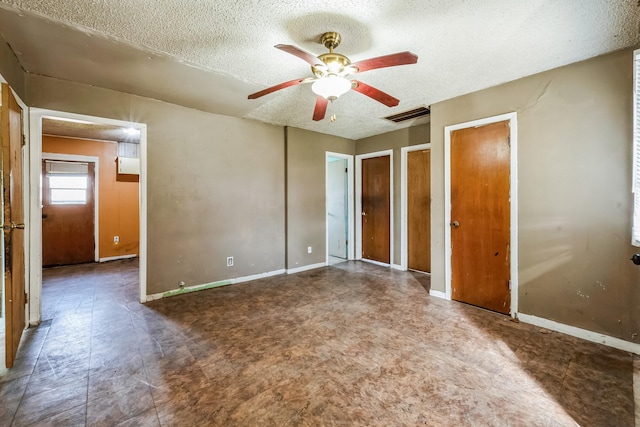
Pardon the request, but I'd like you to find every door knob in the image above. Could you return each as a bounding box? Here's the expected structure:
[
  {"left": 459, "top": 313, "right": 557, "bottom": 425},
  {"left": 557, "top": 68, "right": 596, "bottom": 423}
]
[
  {"left": 450, "top": 221, "right": 460, "bottom": 228},
  {"left": 3, "top": 222, "right": 25, "bottom": 230}
]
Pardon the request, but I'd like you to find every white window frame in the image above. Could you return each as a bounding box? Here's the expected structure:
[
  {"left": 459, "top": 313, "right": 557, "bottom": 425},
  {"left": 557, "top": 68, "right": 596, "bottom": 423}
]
[{"left": 633, "top": 49, "right": 640, "bottom": 247}]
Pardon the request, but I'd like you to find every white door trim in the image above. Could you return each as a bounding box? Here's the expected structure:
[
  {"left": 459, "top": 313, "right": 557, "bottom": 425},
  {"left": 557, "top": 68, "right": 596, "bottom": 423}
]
[
  {"left": 42, "top": 152, "right": 100, "bottom": 263},
  {"left": 400, "top": 143, "right": 431, "bottom": 271},
  {"left": 325, "top": 152, "right": 355, "bottom": 263},
  {"left": 29, "top": 109, "right": 148, "bottom": 325},
  {"left": 444, "top": 112, "right": 518, "bottom": 317},
  {"left": 355, "top": 149, "right": 394, "bottom": 266}
]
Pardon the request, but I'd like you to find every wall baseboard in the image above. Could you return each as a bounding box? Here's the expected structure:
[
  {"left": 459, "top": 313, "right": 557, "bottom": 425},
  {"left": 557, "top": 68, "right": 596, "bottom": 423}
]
[
  {"left": 287, "top": 262, "right": 326, "bottom": 274},
  {"left": 518, "top": 313, "right": 640, "bottom": 355},
  {"left": 99, "top": 254, "right": 137, "bottom": 262},
  {"left": 145, "top": 268, "right": 286, "bottom": 302},
  {"left": 391, "top": 264, "right": 404, "bottom": 271},
  {"left": 429, "top": 289, "right": 447, "bottom": 300}
]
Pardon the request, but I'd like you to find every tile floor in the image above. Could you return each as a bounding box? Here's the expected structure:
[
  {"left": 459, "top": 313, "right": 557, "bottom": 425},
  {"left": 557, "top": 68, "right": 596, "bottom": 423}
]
[{"left": 0, "top": 259, "right": 635, "bottom": 426}]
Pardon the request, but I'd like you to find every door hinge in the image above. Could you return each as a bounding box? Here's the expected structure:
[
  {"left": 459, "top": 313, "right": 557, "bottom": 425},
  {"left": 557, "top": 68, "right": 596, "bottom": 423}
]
[
  {"left": 24, "top": 291, "right": 28, "bottom": 304},
  {"left": 508, "top": 280, "right": 512, "bottom": 290},
  {"left": 22, "top": 135, "right": 26, "bottom": 146},
  {"left": 345, "top": 168, "right": 348, "bottom": 173},
  {"left": 507, "top": 136, "right": 511, "bottom": 147}
]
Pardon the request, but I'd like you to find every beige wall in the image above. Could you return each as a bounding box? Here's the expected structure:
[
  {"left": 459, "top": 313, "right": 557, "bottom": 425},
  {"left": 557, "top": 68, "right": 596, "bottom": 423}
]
[
  {"left": 430, "top": 47, "right": 640, "bottom": 341},
  {"left": 28, "top": 74, "right": 286, "bottom": 295},
  {"left": 0, "top": 34, "right": 25, "bottom": 101},
  {"left": 356, "top": 124, "right": 430, "bottom": 264},
  {"left": 286, "top": 127, "right": 355, "bottom": 269}
]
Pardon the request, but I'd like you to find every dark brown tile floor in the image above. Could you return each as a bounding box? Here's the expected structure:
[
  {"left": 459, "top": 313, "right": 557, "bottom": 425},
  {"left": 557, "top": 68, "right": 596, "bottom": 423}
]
[{"left": 0, "top": 258, "right": 635, "bottom": 426}]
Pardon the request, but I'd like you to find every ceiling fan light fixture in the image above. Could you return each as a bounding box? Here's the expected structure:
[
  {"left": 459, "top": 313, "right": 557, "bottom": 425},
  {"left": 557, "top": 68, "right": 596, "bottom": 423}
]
[{"left": 311, "top": 75, "right": 351, "bottom": 100}]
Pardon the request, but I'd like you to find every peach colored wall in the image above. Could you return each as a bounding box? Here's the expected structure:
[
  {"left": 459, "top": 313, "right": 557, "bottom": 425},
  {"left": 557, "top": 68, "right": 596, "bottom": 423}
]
[{"left": 43, "top": 135, "right": 139, "bottom": 259}]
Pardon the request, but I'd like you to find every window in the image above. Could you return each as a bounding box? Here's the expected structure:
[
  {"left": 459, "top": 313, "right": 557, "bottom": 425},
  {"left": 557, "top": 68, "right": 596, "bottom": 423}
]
[
  {"left": 634, "top": 50, "right": 640, "bottom": 246},
  {"left": 45, "top": 160, "right": 89, "bottom": 205},
  {"left": 49, "top": 176, "right": 88, "bottom": 204}
]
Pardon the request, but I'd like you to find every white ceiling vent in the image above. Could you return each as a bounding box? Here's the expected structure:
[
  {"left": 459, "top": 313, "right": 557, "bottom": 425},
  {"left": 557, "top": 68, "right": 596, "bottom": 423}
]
[{"left": 383, "top": 106, "right": 430, "bottom": 123}]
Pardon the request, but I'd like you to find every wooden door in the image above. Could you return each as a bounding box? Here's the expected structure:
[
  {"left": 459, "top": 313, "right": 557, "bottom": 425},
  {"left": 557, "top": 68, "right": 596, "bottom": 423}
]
[
  {"left": 450, "top": 121, "right": 510, "bottom": 314},
  {"left": 2, "top": 83, "right": 26, "bottom": 368},
  {"left": 42, "top": 160, "right": 95, "bottom": 266},
  {"left": 407, "top": 149, "right": 430, "bottom": 273},
  {"left": 327, "top": 159, "right": 347, "bottom": 259},
  {"left": 362, "top": 155, "right": 390, "bottom": 264}
]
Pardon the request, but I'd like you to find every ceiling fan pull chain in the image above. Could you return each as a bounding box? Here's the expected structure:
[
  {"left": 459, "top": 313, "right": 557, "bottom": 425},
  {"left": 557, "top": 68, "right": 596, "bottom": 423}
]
[{"left": 328, "top": 99, "right": 337, "bottom": 122}]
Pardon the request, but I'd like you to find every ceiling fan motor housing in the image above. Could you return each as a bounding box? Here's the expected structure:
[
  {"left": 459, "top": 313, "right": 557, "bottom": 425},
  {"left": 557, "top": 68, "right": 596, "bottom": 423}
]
[
  {"left": 313, "top": 53, "right": 351, "bottom": 77},
  {"left": 320, "top": 32, "right": 341, "bottom": 50}
]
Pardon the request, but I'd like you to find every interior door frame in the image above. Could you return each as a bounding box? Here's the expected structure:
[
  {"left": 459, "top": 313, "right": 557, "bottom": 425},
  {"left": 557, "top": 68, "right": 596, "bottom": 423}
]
[
  {"left": 444, "top": 112, "right": 518, "bottom": 317},
  {"left": 400, "top": 143, "right": 431, "bottom": 271},
  {"left": 29, "top": 109, "right": 148, "bottom": 325},
  {"left": 355, "top": 149, "right": 393, "bottom": 265},
  {"left": 325, "top": 152, "right": 355, "bottom": 263},
  {"left": 41, "top": 153, "right": 100, "bottom": 263}
]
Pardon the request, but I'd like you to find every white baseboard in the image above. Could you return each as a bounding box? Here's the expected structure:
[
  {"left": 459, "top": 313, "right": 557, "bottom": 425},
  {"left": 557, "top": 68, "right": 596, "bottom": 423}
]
[
  {"left": 145, "top": 268, "right": 286, "bottom": 301},
  {"left": 99, "top": 254, "right": 137, "bottom": 262},
  {"left": 287, "top": 262, "right": 326, "bottom": 274},
  {"left": 361, "top": 258, "right": 391, "bottom": 268},
  {"left": 391, "top": 264, "right": 404, "bottom": 271},
  {"left": 429, "top": 289, "right": 447, "bottom": 300},
  {"left": 518, "top": 313, "right": 640, "bottom": 355}
]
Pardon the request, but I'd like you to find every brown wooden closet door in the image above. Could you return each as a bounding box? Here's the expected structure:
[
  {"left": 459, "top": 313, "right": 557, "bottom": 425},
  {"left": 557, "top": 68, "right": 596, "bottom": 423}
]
[
  {"left": 362, "top": 155, "right": 390, "bottom": 264},
  {"left": 407, "top": 149, "right": 430, "bottom": 273},
  {"left": 450, "top": 121, "right": 510, "bottom": 314}
]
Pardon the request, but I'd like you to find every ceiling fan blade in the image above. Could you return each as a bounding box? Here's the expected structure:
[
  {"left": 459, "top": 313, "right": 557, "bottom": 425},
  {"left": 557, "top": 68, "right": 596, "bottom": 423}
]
[
  {"left": 313, "top": 96, "right": 328, "bottom": 121},
  {"left": 275, "top": 44, "right": 322, "bottom": 66},
  {"left": 352, "top": 81, "right": 400, "bottom": 107},
  {"left": 351, "top": 51, "right": 418, "bottom": 73},
  {"left": 248, "top": 77, "right": 310, "bottom": 99}
]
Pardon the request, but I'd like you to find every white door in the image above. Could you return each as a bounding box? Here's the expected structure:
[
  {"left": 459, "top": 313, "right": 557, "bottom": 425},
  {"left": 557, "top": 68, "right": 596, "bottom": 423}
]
[{"left": 327, "top": 158, "right": 347, "bottom": 258}]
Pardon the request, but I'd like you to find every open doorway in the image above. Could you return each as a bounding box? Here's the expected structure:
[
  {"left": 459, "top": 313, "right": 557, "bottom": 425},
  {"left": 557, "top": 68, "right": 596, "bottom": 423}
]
[
  {"left": 325, "top": 152, "right": 354, "bottom": 265},
  {"left": 29, "top": 110, "right": 147, "bottom": 325}
]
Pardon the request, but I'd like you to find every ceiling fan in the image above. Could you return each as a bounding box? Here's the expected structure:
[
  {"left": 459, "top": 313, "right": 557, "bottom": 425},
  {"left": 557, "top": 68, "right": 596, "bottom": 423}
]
[{"left": 248, "top": 32, "right": 418, "bottom": 122}]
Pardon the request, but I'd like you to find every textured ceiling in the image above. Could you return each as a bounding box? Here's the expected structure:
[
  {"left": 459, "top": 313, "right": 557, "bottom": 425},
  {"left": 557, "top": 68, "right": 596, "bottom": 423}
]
[
  {"left": 42, "top": 118, "right": 141, "bottom": 143},
  {"left": 0, "top": 1, "right": 638, "bottom": 140}
]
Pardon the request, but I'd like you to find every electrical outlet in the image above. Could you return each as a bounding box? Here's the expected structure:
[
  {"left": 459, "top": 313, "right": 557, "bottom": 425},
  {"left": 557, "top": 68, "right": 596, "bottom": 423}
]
[
  {"left": 307, "top": 246, "right": 312, "bottom": 254},
  {"left": 226, "top": 256, "right": 233, "bottom": 267},
  {"left": 114, "top": 236, "right": 119, "bottom": 243}
]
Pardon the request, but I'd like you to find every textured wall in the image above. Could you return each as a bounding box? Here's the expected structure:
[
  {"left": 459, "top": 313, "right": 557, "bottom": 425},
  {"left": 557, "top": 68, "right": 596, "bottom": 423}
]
[
  {"left": 430, "top": 47, "right": 640, "bottom": 342},
  {"left": 355, "top": 124, "right": 430, "bottom": 265},
  {"left": 285, "top": 127, "right": 355, "bottom": 269},
  {"left": 43, "top": 136, "right": 140, "bottom": 259},
  {"left": 28, "top": 74, "right": 286, "bottom": 295}
]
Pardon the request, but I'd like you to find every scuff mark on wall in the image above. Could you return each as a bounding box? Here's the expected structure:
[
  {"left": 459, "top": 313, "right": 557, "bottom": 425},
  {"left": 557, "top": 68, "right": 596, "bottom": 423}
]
[{"left": 577, "top": 290, "right": 590, "bottom": 299}]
